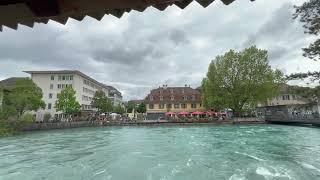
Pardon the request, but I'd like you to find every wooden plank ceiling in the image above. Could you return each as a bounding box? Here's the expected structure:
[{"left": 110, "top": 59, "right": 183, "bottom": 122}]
[{"left": 0, "top": 0, "right": 255, "bottom": 31}]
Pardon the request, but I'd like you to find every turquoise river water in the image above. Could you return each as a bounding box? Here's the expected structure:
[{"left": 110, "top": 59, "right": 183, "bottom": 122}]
[{"left": 0, "top": 124, "right": 320, "bottom": 180}]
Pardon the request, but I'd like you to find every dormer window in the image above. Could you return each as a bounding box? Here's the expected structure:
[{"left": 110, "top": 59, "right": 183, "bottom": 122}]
[
  {"left": 160, "top": 96, "right": 163, "bottom": 101},
  {"left": 170, "top": 95, "right": 174, "bottom": 101}
]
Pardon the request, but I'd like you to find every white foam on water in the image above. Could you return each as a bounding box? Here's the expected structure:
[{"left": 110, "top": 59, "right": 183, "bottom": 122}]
[
  {"left": 256, "top": 167, "right": 292, "bottom": 179},
  {"left": 235, "top": 151, "right": 265, "bottom": 162},
  {"left": 228, "top": 173, "right": 246, "bottom": 180},
  {"left": 299, "top": 162, "right": 320, "bottom": 173},
  {"left": 94, "top": 169, "right": 106, "bottom": 175}
]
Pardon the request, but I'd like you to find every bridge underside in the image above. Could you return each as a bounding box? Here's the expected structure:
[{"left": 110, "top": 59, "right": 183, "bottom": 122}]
[{"left": 0, "top": 0, "right": 255, "bottom": 31}]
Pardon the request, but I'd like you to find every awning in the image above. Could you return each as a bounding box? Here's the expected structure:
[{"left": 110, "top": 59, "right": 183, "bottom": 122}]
[
  {"left": 0, "top": 0, "right": 255, "bottom": 31},
  {"left": 165, "top": 112, "right": 176, "bottom": 115},
  {"left": 178, "top": 111, "right": 190, "bottom": 115},
  {"left": 191, "top": 111, "right": 205, "bottom": 115}
]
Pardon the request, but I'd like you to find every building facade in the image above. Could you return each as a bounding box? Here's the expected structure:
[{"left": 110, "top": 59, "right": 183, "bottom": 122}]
[
  {"left": 105, "top": 85, "right": 123, "bottom": 106},
  {"left": 145, "top": 85, "right": 205, "bottom": 120},
  {"left": 257, "top": 84, "right": 310, "bottom": 107},
  {"left": 24, "top": 70, "right": 121, "bottom": 117}
]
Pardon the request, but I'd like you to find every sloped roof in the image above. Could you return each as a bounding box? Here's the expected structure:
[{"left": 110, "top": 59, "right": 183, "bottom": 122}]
[
  {"left": 145, "top": 86, "right": 202, "bottom": 103},
  {"left": 0, "top": 0, "right": 255, "bottom": 31}
]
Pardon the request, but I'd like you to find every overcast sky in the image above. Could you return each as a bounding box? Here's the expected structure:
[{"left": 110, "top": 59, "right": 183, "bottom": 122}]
[{"left": 0, "top": 0, "right": 318, "bottom": 101}]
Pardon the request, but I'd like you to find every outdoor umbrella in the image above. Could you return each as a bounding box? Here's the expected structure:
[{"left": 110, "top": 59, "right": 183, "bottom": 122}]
[
  {"left": 178, "top": 111, "right": 190, "bottom": 115},
  {"left": 165, "top": 112, "right": 175, "bottom": 116},
  {"left": 191, "top": 111, "right": 205, "bottom": 115}
]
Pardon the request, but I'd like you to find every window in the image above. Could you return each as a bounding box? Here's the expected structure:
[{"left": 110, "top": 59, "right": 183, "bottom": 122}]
[
  {"left": 183, "top": 96, "right": 188, "bottom": 101},
  {"left": 282, "top": 95, "right": 290, "bottom": 100},
  {"left": 48, "top": 103, "right": 52, "bottom": 110},
  {"left": 191, "top": 95, "right": 196, "bottom": 101},
  {"left": 159, "top": 104, "right": 165, "bottom": 109},
  {"left": 170, "top": 95, "right": 174, "bottom": 101},
  {"left": 191, "top": 103, "right": 197, "bottom": 108},
  {"left": 150, "top": 96, "right": 153, "bottom": 101},
  {"left": 70, "top": 75, "right": 73, "bottom": 80},
  {"left": 58, "top": 75, "right": 62, "bottom": 81},
  {"left": 50, "top": 75, "right": 54, "bottom": 80},
  {"left": 170, "top": 89, "right": 174, "bottom": 93},
  {"left": 49, "top": 93, "right": 53, "bottom": 99},
  {"left": 57, "top": 84, "right": 61, "bottom": 89},
  {"left": 292, "top": 95, "right": 296, "bottom": 100},
  {"left": 160, "top": 96, "right": 163, "bottom": 101},
  {"left": 181, "top": 103, "right": 187, "bottom": 109},
  {"left": 62, "top": 84, "right": 65, "bottom": 88},
  {"left": 50, "top": 84, "right": 53, "bottom": 89},
  {"left": 149, "top": 104, "right": 154, "bottom": 109},
  {"left": 182, "top": 89, "right": 185, "bottom": 93},
  {"left": 62, "top": 76, "right": 66, "bottom": 80},
  {"left": 160, "top": 89, "right": 163, "bottom": 94},
  {"left": 174, "top": 104, "right": 180, "bottom": 109},
  {"left": 166, "top": 104, "right": 172, "bottom": 109}
]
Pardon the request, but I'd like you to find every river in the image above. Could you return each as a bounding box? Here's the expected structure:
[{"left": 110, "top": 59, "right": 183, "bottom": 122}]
[{"left": 0, "top": 124, "right": 320, "bottom": 180}]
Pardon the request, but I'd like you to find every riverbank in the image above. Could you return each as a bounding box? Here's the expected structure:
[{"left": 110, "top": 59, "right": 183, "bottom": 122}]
[{"left": 21, "top": 118, "right": 265, "bottom": 131}]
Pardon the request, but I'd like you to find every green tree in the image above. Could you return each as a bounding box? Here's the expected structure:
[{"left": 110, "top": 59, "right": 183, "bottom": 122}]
[
  {"left": 202, "top": 46, "right": 284, "bottom": 115},
  {"left": 113, "top": 104, "right": 125, "bottom": 114},
  {"left": 126, "top": 101, "right": 137, "bottom": 113},
  {"left": 294, "top": 0, "right": 320, "bottom": 61},
  {"left": 55, "top": 86, "right": 81, "bottom": 116},
  {"left": 3, "top": 78, "right": 45, "bottom": 117},
  {"left": 91, "top": 90, "right": 113, "bottom": 112},
  {"left": 136, "top": 103, "right": 146, "bottom": 113}
]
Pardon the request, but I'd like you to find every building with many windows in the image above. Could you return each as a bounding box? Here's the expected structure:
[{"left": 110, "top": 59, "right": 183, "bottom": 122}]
[
  {"left": 105, "top": 85, "right": 123, "bottom": 106},
  {"left": 24, "top": 70, "right": 121, "bottom": 117},
  {"left": 257, "top": 84, "right": 310, "bottom": 107},
  {"left": 145, "top": 85, "right": 205, "bottom": 120}
]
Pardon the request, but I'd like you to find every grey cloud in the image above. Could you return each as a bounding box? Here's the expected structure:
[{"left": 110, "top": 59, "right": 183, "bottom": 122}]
[
  {"left": 0, "top": 0, "right": 316, "bottom": 100},
  {"left": 243, "top": 3, "right": 295, "bottom": 47},
  {"left": 268, "top": 46, "right": 289, "bottom": 60},
  {"left": 169, "top": 29, "right": 189, "bottom": 45}
]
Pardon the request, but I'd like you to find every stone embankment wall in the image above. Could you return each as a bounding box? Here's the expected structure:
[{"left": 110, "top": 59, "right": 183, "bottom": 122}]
[{"left": 21, "top": 118, "right": 266, "bottom": 131}]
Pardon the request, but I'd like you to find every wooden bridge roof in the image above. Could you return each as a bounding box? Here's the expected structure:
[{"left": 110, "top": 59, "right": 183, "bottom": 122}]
[{"left": 0, "top": 0, "right": 255, "bottom": 31}]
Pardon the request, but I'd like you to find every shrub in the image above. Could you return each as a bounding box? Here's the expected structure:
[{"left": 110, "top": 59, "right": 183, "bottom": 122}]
[
  {"left": 43, "top": 113, "right": 51, "bottom": 122},
  {"left": 20, "top": 113, "right": 35, "bottom": 124}
]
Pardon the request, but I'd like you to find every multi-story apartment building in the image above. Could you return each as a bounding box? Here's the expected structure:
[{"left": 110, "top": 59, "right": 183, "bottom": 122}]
[
  {"left": 145, "top": 85, "right": 205, "bottom": 120},
  {"left": 105, "top": 85, "right": 123, "bottom": 106},
  {"left": 257, "top": 84, "right": 310, "bottom": 107},
  {"left": 24, "top": 70, "right": 119, "bottom": 116}
]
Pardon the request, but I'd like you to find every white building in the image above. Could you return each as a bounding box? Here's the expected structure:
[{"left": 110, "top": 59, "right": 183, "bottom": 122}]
[
  {"left": 24, "top": 70, "right": 122, "bottom": 117},
  {"left": 105, "top": 85, "right": 123, "bottom": 106}
]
